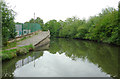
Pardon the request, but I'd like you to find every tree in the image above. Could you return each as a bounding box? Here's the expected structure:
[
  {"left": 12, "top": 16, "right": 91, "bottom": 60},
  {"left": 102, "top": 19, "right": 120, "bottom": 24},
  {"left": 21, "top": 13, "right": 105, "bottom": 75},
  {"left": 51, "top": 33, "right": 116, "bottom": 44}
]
[
  {"left": 41, "top": 7, "right": 119, "bottom": 45},
  {"left": 35, "top": 17, "right": 44, "bottom": 27},
  {"left": 118, "top": 1, "right": 120, "bottom": 23},
  {"left": 27, "top": 17, "right": 44, "bottom": 30},
  {"left": 1, "top": 1, "right": 16, "bottom": 46},
  {"left": 118, "top": 1, "right": 120, "bottom": 45},
  {"left": 44, "top": 20, "right": 60, "bottom": 37},
  {"left": 28, "top": 17, "right": 44, "bottom": 26},
  {"left": 0, "top": 1, "right": 2, "bottom": 48},
  {"left": 29, "top": 18, "right": 34, "bottom": 23}
]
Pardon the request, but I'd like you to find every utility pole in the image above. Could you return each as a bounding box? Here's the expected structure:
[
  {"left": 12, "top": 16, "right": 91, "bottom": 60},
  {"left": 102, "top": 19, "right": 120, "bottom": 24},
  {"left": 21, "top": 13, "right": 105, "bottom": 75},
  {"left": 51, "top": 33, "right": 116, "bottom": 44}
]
[{"left": 34, "top": 12, "right": 35, "bottom": 23}]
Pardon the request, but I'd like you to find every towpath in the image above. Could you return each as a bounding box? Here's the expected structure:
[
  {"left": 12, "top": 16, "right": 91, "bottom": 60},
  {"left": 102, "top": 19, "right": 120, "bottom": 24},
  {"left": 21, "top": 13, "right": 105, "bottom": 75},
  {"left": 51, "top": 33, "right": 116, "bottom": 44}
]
[{"left": 17, "top": 31, "right": 50, "bottom": 47}]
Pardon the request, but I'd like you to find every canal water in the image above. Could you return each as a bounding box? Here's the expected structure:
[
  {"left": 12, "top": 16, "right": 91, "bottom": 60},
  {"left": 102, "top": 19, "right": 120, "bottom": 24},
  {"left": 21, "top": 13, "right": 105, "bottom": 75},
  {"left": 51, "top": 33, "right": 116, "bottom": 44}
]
[{"left": 2, "top": 38, "right": 119, "bottom": 78}]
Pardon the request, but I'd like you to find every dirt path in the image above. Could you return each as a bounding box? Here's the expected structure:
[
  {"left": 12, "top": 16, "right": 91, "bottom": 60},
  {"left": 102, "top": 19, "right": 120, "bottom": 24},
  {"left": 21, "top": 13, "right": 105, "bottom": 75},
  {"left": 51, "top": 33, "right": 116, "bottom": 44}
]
[{"left": 17, "top": 31, "right": 50, "bottom": 47}]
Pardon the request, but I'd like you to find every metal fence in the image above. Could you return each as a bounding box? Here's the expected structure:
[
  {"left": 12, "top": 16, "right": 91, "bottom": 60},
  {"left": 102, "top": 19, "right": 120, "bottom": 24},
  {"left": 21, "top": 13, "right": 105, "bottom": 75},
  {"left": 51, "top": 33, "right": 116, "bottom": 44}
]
[{"left": 15, "top": 23, "right": 42, "bottom": 37}]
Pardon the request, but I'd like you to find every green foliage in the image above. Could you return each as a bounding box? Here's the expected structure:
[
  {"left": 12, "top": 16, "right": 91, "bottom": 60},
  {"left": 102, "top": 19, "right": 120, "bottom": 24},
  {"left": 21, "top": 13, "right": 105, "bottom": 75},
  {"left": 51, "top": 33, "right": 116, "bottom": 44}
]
[
  {"left": 49, "top": 38, "right": 119, "bottom": 77},
  {"left": 43, "top": 7, "right": 119, "bottom": 45},
  {"left": 26, "top": 17, "right": 44, "bottom": 29},
  {"left": 1, "top": 49, "right": 17, "bottom": 60},
  {"left": 1, "top": 1, "right": 16, "bottom": 46},
  {"left": 118, "top": 2, "right": 120, "bottom": 45},
  {"left": 118, "top": 2, "right": 120, "bottom": 27},
  {"left": 1, "top": 44, "right": 34, "bottom": 60},
  {"left": 16, "top": 47, "right": 29, "bottom": 55},
  {"left": 44, "top": 19, "right": 61, "bottom": 37},
  {"left": 2, "top": 42, "right": 17, "bottom": 50},
  {"left": 75, "top": 26, "right": 88, "bottom": 39},
  {"left": 86, "top": 8, "right": 119, "bottom": 44},
  {"left": 16, "top": 44, "right": 34, "bottom": 55}
]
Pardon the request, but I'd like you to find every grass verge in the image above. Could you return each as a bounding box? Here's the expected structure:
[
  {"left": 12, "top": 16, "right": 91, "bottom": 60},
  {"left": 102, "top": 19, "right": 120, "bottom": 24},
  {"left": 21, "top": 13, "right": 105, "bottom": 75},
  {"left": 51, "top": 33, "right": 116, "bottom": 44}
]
[
  {"left": 2, "top": 42, "right": 17, "bottom": 50},
  {"left": 2, "top": 35, "right": 33, "bottom": 50},
  {"left": 0, "top": 44, "right": 34, "bottom": 61}
]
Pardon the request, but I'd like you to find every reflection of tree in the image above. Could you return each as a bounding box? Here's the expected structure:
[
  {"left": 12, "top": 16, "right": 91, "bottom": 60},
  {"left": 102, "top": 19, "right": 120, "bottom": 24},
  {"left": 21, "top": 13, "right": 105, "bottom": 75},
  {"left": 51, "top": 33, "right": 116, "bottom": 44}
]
[
  {"left": 2, "top": 72, "right": 14, "bottom": 79},
  {"left": 2, "top": 51, "right": 43, "bottom": 78},
  {"left": 84, "top": 42, "right": 118, "bottom": 78},
  {"left": 49, "top": 38, "right": 119, "bottom": 78}
]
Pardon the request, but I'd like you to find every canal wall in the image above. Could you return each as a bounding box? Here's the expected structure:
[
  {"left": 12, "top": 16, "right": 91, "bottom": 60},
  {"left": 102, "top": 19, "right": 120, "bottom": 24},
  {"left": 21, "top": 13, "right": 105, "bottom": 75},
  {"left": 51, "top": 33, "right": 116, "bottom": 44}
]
[
  {"left": 35, "top": 40, "right": 50, "bottom": 51},
  {"left": 35, "top": 34, "right": 50, "bottom": 47}
]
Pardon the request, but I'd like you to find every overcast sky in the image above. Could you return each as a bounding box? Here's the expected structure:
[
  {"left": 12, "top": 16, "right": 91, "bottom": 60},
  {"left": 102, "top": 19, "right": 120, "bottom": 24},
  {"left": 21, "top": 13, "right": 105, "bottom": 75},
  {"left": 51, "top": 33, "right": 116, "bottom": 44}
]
[{"left": 6, "top": 0, "right": 119, "bottom": 23}]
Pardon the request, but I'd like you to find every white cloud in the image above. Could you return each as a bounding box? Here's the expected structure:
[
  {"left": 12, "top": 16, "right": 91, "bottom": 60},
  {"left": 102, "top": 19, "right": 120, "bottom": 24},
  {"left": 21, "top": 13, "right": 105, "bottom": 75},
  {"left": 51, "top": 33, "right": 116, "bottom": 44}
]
[
  {"left": 14, "top": 51, "right": 109, "bottom": 77},
  {"left": 6, "top": 0, "right": 119, "bottom": 23}
]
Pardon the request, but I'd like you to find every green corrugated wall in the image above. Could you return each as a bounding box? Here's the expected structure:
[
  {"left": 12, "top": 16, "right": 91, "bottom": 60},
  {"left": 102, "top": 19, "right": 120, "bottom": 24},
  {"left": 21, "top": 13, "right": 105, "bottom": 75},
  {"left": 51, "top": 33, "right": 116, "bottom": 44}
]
[
  {"left": 15, "top": 23, "right": 42, "bottom": 36},
  {"left": 23, "top": 23, "right": 42, "bottom": 35}
]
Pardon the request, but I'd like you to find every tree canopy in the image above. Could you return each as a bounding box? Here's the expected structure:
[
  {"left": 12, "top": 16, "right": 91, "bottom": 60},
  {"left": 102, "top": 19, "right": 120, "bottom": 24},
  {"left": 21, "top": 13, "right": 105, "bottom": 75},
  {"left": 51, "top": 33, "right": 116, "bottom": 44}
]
[
  {"left": 25, "top": 17, "right": 44, "bottom": 26},
  {"left": 43, "top": 6, "right": 119, "bottom": 45},
  {"left": 1, "top": 0, "right": 16, "bottom": 46}
]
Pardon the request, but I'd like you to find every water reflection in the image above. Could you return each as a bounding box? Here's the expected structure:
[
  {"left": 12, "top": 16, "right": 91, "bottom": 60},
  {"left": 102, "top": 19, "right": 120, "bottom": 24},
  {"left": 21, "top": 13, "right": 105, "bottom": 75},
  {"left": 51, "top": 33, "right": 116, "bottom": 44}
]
[
  {"left": 49, "top": 38, "right": 119, "bottom": 77},
  {"left": 13, "top": 51, "right": 110, "bottom": 77},
  {"left": 2, "top": 48, "right": 44, "bottom": 78},
  {"left": 2, "top": 38, "right": 119, "bottom": 78}
]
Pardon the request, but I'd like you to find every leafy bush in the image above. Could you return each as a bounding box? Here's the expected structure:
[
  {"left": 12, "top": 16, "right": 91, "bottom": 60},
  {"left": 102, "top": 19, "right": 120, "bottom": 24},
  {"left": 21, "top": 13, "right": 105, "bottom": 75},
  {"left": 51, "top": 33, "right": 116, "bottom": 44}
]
[
  {"left": 1, "top": 44, "right": 34, "bottom": 60},
  {"left": 43, "top": 7, "right": 119, "bottom": 45},
  {"left": 1, "top": 1, "right": 16, "bottom": 46},
  {"left": 1, "top": 49, "right": 17, "bottom": 60}
]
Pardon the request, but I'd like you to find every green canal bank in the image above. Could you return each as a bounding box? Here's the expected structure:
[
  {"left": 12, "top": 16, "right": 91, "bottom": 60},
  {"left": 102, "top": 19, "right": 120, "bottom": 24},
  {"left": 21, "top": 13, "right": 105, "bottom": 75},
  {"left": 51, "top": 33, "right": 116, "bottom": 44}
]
[
  {"left": 0, "top": 31, "right": 50, "bottom": 61},
  {"left": 2, "top": 38, "right": 119, "bottom": 78}
]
